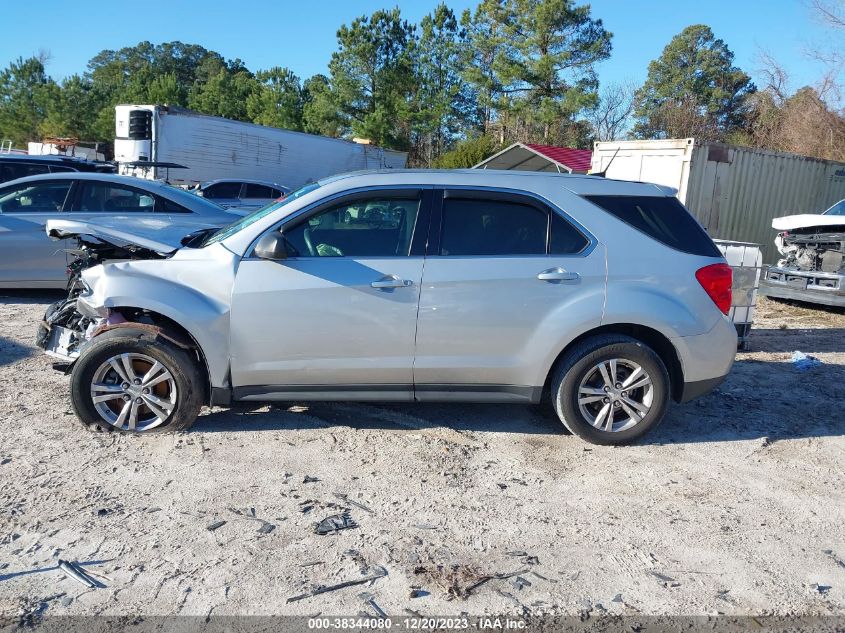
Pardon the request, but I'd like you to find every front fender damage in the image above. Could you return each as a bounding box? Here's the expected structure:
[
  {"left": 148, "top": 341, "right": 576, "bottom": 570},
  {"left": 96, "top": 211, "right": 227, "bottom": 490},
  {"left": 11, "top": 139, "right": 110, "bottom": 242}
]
[{"left": 36, "top": 243, "right": 238, "bottom": 404}]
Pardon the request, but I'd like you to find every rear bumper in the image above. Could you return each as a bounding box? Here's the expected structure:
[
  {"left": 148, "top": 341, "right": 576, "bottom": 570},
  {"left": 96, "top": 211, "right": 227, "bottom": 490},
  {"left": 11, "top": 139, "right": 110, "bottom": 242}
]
[
  {"left": 679, "top": 375, "right": 728, "bottom": 403},
  {"left": 761, "top": 266, "right": 845, "bottom": 308},
  {"left": 671, "top": 316, "right": 737, "bottom": 403}
]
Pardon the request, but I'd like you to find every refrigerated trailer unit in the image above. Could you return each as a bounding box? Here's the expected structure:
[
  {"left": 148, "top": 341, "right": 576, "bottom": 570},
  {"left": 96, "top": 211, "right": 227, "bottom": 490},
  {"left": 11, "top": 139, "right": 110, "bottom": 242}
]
[
  {"left": 591, "top": 138, "right": 845, "bottom": 264},
  {"left": 114, "top": 105, "right": 408, "bottom": 189}
]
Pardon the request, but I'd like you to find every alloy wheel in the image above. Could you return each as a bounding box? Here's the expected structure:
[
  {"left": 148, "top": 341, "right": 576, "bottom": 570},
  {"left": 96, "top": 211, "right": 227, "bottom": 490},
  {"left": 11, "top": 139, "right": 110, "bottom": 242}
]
[
  {"left": 89, "top": 353, "right": 177, "bottom": 431},
  {"left": 576, "top": 358, "right": 654, "bottom": 432}
]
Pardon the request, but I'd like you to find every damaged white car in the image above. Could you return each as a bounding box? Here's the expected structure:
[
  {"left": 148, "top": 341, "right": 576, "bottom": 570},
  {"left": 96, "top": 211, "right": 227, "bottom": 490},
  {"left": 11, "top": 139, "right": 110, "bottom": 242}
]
[
  {"left": 762, "top": 199, "right": 845, "bottom": 307},
  {"left": 35, "top": 170, "right": 737, "bottom": 445}
]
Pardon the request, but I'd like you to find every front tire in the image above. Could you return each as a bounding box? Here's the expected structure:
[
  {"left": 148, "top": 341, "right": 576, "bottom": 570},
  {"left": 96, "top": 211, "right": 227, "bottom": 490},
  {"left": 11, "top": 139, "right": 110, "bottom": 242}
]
[
  {"left": 70, "top": 328, "right": 203, "bottom": 433},
  {"left": 552, "top": 335, "right": 670, "bottom": 446}
]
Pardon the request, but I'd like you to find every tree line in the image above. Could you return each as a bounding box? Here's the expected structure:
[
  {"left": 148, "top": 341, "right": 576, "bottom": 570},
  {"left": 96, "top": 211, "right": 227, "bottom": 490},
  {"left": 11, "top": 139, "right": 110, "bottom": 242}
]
[{"left": 1, "top": 0, "right": 844, "bottom": 166}]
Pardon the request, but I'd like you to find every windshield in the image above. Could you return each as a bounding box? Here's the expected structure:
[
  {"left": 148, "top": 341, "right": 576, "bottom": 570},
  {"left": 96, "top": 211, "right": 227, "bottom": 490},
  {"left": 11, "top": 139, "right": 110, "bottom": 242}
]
[
  {"left": 823, "top": 199, "right": 845, "bottom": 216},
  {"left": 200, "top": 182, "right": 322, "bottom": 246}
]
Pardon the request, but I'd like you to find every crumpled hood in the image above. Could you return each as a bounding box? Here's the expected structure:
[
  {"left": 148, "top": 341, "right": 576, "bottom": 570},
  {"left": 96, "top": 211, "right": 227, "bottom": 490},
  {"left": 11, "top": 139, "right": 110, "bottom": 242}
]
[
  {"left": 46, "top": 216, "right": 220, "bottom": 255},
  {"left": 771, "top": 214, "right": 845, "bottom": 231}
]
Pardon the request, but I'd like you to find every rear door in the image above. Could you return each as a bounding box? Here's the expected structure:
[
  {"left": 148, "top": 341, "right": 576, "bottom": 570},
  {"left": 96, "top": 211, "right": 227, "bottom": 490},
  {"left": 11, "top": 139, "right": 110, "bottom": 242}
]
[
  {"left": 413, "top": 188, "right": 606, "bottom": 400},
  {"left": 229, "top": 188, "right": 432, "bottom": 399}
]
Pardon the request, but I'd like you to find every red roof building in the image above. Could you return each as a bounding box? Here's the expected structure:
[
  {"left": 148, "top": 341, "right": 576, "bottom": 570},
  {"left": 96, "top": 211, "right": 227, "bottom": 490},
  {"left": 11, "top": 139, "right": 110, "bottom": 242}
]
[{"left": 473, "top": 142, "right": 593, "bottom": 174}]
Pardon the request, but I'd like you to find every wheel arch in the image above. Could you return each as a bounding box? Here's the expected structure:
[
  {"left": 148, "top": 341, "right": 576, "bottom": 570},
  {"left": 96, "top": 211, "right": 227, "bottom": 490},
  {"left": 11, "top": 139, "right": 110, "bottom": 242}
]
[
  {"left": 93, "top": 310, "right": 215, "bottom": 406},
  {"left": 543, "top": 323, "right": 684, "bottom": 403}
]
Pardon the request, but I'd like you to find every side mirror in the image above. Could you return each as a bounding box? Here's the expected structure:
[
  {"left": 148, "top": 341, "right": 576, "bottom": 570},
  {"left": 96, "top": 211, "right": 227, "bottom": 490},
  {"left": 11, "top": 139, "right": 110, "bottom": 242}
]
[{"left": 254, "top": 231, "right": 289, "bottom": 261}]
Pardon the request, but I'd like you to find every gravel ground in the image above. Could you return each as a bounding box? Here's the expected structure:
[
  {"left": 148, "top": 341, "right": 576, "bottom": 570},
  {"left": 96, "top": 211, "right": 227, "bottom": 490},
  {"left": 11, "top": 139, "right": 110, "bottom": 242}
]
[{"left": 0, "top": 292, "right": 843, "bottom": 623}]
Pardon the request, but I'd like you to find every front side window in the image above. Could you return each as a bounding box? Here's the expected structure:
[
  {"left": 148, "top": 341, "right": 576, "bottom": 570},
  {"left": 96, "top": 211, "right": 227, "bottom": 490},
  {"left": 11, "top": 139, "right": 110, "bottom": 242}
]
[
  {"left": 77, "top": 183, "right": 155, "bottom": 212},
  {"left": 0, "top": 181, "right": 72, "bottom": 212},
  {"left": 284, "top": 196, "right": 421, "bottom": 257},
  {"left": 202, "top": 182, "right": 322, "bottom": 247},
  {"left": 203, "top": 182, "right": 242, "bottom": 199},
  {"left": 439, "top": 199, "right": 547, "bottom": 256}
]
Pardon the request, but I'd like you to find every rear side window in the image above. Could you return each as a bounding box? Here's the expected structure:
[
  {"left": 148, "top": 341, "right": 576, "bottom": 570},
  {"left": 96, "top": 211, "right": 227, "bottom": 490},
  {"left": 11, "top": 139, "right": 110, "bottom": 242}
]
[
  {"left": 77, "top": 183, "right": 155, "bottom": 213},
  {"left": 203, "top": 182, "right": 242, "bottom": 199},
  {"left": 585, "top": 195, "right": 721, "bottom": 257},
  {"left": 440, "top": 199, "right": 547, "bottom": 256},
  {"left": 244, "top": 183, "right": 276, "bottom": 198}
]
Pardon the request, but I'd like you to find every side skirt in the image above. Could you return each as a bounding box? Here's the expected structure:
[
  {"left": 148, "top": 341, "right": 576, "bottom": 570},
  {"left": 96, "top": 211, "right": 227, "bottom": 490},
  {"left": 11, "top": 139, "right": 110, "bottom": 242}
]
[{"left": 230, "top": 384, "right": 542, "bottom": 404}]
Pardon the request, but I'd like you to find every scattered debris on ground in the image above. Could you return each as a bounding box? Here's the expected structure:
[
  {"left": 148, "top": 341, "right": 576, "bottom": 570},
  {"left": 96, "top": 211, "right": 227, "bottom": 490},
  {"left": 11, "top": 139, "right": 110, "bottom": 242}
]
[
  {"left": 0, "top": 294, "right": 844, "bottom": 617},
  {"left": 791, "top": 350, "right": 823, "bottom": 371},
  {"left": 314, "top": 511, "right": 357, "bottom": 535},
  {"left": 57, "top": 560, "right": 101, "bottom": 589}
]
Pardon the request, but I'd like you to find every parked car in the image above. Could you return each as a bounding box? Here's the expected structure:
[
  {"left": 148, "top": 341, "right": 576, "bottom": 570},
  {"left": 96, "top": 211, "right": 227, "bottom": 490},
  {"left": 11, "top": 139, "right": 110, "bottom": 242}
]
[
  {"left": 0, "top": 154, "right": 115, "bottom": 185},
  {"left": 0, "top": 172, "right": 241, "bottom": 288},
  {"left": 195, "top": 179, "right": 291, "bottom": 211},
  {"left": 37, "top": 169, "right": 736, "bottom": 445},
  {"left": 761, "top": 199, "right": 845, "bottom": 307}
]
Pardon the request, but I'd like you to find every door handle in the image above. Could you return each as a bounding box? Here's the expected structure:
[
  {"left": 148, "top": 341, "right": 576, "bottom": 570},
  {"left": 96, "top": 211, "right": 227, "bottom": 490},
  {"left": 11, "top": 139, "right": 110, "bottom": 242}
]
[
  {"left": 371, "top": 274, "right": 413, "bottom": 289},
  {"left": 537, "top": 267, "right": 580, "bottom": 282}
]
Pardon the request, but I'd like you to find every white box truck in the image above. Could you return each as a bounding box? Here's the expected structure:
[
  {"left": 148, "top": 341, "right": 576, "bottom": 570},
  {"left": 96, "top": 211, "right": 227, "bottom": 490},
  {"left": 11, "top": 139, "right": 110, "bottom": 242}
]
[{"left": 114, "top": 105, "right": 408, "bottom": 190}]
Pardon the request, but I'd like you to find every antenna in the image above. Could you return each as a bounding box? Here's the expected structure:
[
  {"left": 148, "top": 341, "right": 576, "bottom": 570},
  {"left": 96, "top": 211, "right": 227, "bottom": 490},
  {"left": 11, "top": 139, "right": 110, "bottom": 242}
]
[{"left": 592, "top": 147, "right": 620, "bottom": 178}]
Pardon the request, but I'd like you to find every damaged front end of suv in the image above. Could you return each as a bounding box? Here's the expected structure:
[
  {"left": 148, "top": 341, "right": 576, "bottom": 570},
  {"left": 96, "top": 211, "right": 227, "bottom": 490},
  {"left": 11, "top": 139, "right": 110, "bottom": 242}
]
[
  {"left": 36, "top": 232, "right": 166, "bottom": 366},
  {"left": 761, "top": 204, "right": 845, "bottom": 308},
  {"left": 35, "top": 219, "right": 218, "bottom": 368}
]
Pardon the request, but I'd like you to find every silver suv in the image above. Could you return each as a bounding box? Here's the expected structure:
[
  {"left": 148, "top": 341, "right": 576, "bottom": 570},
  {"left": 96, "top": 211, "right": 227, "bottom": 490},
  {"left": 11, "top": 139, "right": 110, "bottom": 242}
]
[{"left": 37, "top": 170, "right": 737, "bottom": 445}]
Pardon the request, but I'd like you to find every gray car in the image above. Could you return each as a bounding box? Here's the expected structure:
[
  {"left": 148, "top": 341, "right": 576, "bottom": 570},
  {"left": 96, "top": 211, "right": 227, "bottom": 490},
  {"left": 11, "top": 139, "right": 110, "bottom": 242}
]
[
  {"left": 37, "top": 169, "right": 737, "bottom": 445},
  {"left": 196, "top": 179, "right": 291, "bottom": 212},
  {"left": 0, "top": 173, "right": 240, "bottom": 287}
]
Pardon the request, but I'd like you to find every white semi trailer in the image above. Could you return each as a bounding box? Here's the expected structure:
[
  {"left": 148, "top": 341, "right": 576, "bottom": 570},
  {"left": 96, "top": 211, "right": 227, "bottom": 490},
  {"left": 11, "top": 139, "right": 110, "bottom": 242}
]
[{"left": 114, "top": 105, "right": 408, "bottom": 189}]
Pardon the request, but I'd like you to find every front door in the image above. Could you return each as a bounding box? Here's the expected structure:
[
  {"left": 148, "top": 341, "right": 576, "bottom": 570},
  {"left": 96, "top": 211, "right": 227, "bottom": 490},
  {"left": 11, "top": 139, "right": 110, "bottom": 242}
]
[
  {"left": 0, "top": 179, "right": 74, "bottom": 286},
  {"left": 229, "top": 189, "right": 430, "bottom": 400}
]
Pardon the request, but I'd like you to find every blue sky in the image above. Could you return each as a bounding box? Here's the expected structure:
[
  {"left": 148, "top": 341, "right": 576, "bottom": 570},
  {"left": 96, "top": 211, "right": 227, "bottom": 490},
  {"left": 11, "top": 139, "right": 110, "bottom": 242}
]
[{"left": 0, "top": 0, "right": 833, "bottom": 93}]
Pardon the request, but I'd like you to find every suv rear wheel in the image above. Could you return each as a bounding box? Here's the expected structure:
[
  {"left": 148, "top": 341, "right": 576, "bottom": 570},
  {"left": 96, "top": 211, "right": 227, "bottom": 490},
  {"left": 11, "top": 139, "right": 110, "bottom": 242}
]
[
  {"left": 70, "top": 328, "right": 203, "bottom": 433},
  {"left": 552, "top": 334, "right": 670, "bottom": 445}
]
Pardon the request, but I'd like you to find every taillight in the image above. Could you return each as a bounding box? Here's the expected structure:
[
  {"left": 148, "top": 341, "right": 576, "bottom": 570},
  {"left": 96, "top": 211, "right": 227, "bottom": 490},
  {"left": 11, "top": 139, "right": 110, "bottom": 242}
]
[{"left": 695, "top": 263, "right": 732, "bottom": 315}]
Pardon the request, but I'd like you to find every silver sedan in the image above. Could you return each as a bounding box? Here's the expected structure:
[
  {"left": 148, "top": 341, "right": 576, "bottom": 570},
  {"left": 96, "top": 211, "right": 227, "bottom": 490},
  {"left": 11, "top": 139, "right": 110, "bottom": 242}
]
[{"left": 0, "top": 173, "right": 241, "bottom": 288}]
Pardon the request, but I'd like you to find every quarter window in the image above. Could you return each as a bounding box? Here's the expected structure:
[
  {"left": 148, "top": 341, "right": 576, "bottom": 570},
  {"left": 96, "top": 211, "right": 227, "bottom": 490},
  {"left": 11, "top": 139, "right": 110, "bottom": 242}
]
[
  {"left": 77, "top": 183, "right": 155, "bottom": 212},
  {"left": 585, "top": 194, "right": 720, "bottom": 257},
  {"left": 439, "top": 198, "right": 547, "bottom": 256},
  {"left": 284, "top": 197, "right": 421, "bottom": 257},
  {"left": 0, "top": 181, "right": 72, "bottom": 212},
  {"left": 156, "top": 196, "right": 191, "bottom": 213}
]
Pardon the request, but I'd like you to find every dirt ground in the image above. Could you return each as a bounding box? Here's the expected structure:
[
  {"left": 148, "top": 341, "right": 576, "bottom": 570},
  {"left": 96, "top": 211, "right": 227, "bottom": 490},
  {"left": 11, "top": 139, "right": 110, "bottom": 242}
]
[{"left": 1, "top": 292, "right": 843, "bottom": 623}]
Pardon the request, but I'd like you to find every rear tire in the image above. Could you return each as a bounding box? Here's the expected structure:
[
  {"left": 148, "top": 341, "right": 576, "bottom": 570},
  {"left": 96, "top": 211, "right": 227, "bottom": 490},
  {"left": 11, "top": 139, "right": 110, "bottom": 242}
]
[
  {"left": 551, "top": 335, "right": 670, "bottom": 446},
  {"left": 70, "top": 328, "right": 203, "bottom": 434}
]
